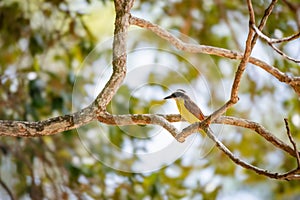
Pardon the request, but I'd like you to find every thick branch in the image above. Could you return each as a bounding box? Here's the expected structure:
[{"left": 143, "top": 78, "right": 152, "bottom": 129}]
[
  {"left": 2, "top": 106, "right": 298, "bottom": 165},
  {"left": 98, "top": 112, "right": 300, "bottom": 180},
  {"left": 0, "top": 106, "right": 96, "bottom": 137},
  {"left": 94, "top": 0, "right": 134, "bottom": 112},
  {"left": 1, "top": 107, "right": 300, "bottom": 181},
  {"left": 97, "top": 113, "right": 299, "bottom": 159},
  {"left": 0, "top": 0, "right": 135, "bottom": 137},
  {"left": 97, "top": 112, "right": 180, "bottom": 137}
]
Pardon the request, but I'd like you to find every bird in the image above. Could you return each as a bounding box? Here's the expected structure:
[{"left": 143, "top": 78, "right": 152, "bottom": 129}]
[
  {"left": 164, "top": 89, "right": 205, "bottom": 123},
  {"left": 164, "top": 89, "right": 207, "bottom": 135}
]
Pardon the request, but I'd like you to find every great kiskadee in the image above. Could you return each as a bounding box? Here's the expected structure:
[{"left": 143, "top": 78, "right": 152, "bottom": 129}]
[
  {"left": 164, "top": 89, "right": 206, "bottom": 134},
  {"left": 165, "top": 89, "right": 216, "bottom": 157}
]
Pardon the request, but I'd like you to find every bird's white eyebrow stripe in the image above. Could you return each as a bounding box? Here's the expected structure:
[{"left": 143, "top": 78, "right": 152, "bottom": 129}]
[{"left": 176, "top": 89, "right": 186, "bottom": 93}]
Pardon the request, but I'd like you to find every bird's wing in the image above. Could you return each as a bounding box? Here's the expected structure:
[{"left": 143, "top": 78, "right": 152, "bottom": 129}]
[{"left": 184, "top": 99, "right": 205, "bottom": 121}]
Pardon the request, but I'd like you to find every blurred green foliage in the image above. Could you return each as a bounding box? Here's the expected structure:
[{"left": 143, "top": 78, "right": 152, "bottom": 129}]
[{"left": 0, "top": 0, "right": 300, "bottom": 199}]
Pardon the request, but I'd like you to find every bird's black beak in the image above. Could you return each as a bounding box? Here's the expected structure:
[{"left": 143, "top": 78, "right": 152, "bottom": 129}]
[{"left": 164, "top": 94, "right": 173, "bottom": 100}]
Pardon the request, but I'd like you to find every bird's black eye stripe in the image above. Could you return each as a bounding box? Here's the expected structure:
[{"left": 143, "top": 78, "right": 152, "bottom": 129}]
[{"left": 173, "top": 92, "right": 182, "bottom": 97}]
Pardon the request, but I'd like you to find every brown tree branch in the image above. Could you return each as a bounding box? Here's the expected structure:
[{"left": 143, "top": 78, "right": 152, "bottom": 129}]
[
  {"left": 2, "top": 108, "right": 298, "bottom": 162},
  {"left": 97, "top": 112, "right": 299, "bottom": 159},
  {"left": 177, "top": 116, "right": 300, "bottom": 158},
  {"left": 0, "top": 106, "right": 96, "bottom": 137},
  {"left": 97, "top": 112, "right": 300, "bottom": 180},
  {"left": 2, "top": 105, "right": 297, "bottom": 162},
  {"left": 204, "top": 0, "right": 258, "bottom": 125},
  {"left": 94, "top": 0, "right": 134, "bottom": 112},
  {"left": 129, "top": 16, "right": 300, "bottom": 96},
  {"left": 284, "top": 118, "right": 300, "bottom": 168},
  {"left": 0, "top": 0, "right": 299, "bottom": 183},
  {"left": 252, "top": 24, "right": 300, "bottom": 63},
  {"left": 203, "top": 126, "right": 300, "bottom": 180},
  {"left": 250, "top": 0, "right": 278, "bottom": 48},
  {"left": 0, "top": 0, "right": 135, "bottom": 137},
  {"left": 229, "top": 0, "right": 256, "bottom": 104},
  {"left": 0, "top": 177, "right": 15, "bottom": 200},
  {"left": 251, "top": 25, "right": 300, "bottom": 44},
  {"left": 216, "top": 116, "right": 299, "bottom": 158},
  {"left": 268, "top": 43, "right": 300, "bottom": 63},
  {"left": 265, "top": 32, "right": 300, "bottom": 44},
  {"left": 97, "top": 112, "right": 180, "bottom": 137}
]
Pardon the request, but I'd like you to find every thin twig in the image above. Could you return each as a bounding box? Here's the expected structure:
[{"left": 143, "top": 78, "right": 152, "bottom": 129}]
[
  {"left": 251, "top": 24, "right": 275, "bottom": 42},
  {"left": 203, "top": 126, "right": 299, "bottom": 180},
  {"left": 284, "top": 118, "right": 300, "bottom": 168},
  {"left": 251, "top": 0, "right": 278, "bottom": 48},
  {"left": 269, "top": 32, "right": 300, "bottom": 44},
  {"left": 269, "top": 43, "right": 300, "bottom": 63},
  {"left": 217, "top": 116, "right": 300, "bottom": 158},
  {"left": 0, "top": 177, "right": 15, "bottom": 200},
  {"left": 252, "top": 25, "right": 300, "bottom": 63}
]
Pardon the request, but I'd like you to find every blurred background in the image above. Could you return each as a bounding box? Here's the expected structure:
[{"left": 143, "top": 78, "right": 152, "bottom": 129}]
[{"left": 0, "top": 0, "right": 300, "bottom": 199}]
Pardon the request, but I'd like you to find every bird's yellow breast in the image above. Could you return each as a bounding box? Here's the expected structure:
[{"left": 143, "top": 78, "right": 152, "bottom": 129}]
[{"left": 175, "top": 99, "right": 200, "bottom": 123}]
